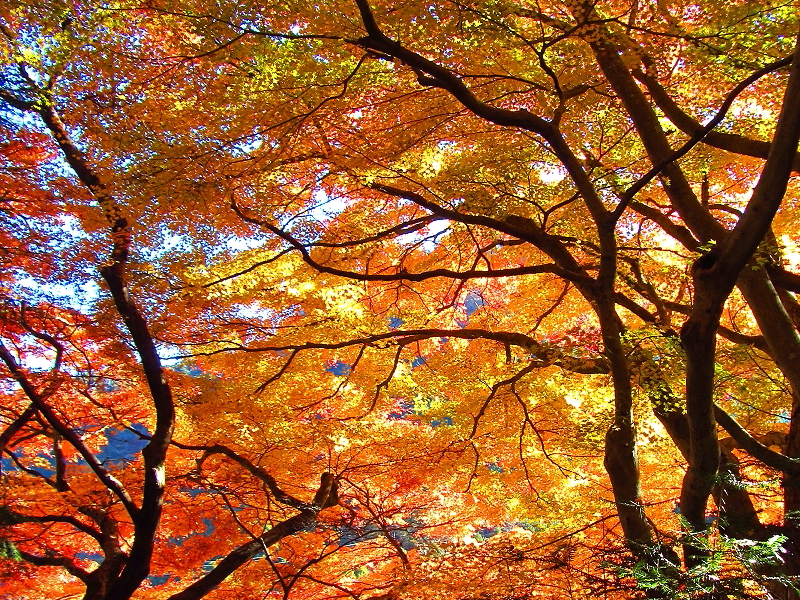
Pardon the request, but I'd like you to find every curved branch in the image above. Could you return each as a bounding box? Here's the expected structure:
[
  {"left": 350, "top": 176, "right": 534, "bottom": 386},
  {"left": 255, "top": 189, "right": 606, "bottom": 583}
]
[
  {"left": 233, "top": 198, "right": 581, "bottom": 284},
  {"left": 0, "top": 403, "right": 37, "bottom": 476},
  {"left": 628, "top": 201, "right": 701, "bottom": 251},
  {"left": 168, "top": 474, "right": 337, "bottom": 600},
  {"left": 169, "top": 440, "right": 308, "bottom": 509},
  {"left": 714, "top": 404, "right": 800, "bottom": 476},
  {"left": 175, "top": 327, "right": 610, "bottom": 374},
  {"left": 18, "top": 549, "right": 90, "bottom": 582},
  {"left": 0, "top": 341, "right": 138, "bottom": 516},
  {"left": 0, "top": 508, "right": 103, "bottom": 544},
  {"left": 612, "top": 54, "right": 796, "bottom": 221},
  {"left": 352, "top": 0, "right": 553, "bottom": 134},
  {"left": 634, "top": 57, "right": 800, "bottom": 173},
  {"left": 31, "top": 98, "right": 176, "bottom": 600}
]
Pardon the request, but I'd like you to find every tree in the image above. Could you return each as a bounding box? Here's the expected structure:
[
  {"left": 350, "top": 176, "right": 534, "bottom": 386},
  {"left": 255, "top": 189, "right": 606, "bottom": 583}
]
[{"left": 1, "top": 0, "right": 799, "bottom": 598}]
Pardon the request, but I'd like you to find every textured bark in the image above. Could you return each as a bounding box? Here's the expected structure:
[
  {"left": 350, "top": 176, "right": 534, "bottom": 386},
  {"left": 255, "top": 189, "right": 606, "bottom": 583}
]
[
  {"left": 681, "top": 34, "right": 800, "bottom": 573},
  {"left": 0, "top": 404, "right": 36, "bottom": 476},
  {"left": 100, "top": 261, "right": 175, "bottom": 596},
  {"left": 588, "top": 11, "right": 800, "bottom": 568},
  {"left": 596, "top": 294, "right": 653, "bottom": 549}
]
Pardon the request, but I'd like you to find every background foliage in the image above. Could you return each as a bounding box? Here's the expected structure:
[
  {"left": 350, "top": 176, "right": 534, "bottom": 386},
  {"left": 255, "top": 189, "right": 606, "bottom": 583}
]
[{"left": 1, "top": 0, "right": 799, "bottom": 598}]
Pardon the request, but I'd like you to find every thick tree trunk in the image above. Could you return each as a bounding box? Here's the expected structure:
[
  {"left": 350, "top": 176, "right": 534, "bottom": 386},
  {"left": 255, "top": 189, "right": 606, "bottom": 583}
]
[
  {"left": 596, "top": 297, "right": 652, "bottom": 549},
  {"left": 739, "top": 267, "right": 800, "bottom": 596}
]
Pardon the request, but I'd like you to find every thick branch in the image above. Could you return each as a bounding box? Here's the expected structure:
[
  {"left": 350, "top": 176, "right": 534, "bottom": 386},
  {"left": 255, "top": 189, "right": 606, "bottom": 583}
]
[
  {"left": 168, "top": 440, "right": 308, "bottom": 509},
  {"left": 0, "top": 403, "right": 37, "bottom": 476},
  {"left": 612, "top": 54, "right": 797, "bottom": 221},
  {"left": 709, "top": 42, "right": 800, "bottom": 288},
  {"left": 634, "top": 57, "right": 800, "bottom": 173},
  {"left": 0, "top": 508, "right": 104, "bottom": 544},
  {"left": 679, "top": 33, "right": 800, "bottom": 549},
  {"left": 233, "top": 196, "right": 592, "bottom": 288},
  {"left": 714, "top": 404, "right": 800, "bottom": 476},
  {"left": 177, "top": 327, "right": 610, "bottom": 375},
  {"left": 353, "top": 0, "right": 553, "bottom": 134},
  {"left": 18, "top": 549, "right": 90, "bottom": 582},
  {"left": 31, "top": 99, "right": 176, "bottom": 600},
  {"left": 0, "top": 341, "right": 138, "bottom": 515},
  {"left": 168, "top": 474, "right": 337, "bottom": 600}
]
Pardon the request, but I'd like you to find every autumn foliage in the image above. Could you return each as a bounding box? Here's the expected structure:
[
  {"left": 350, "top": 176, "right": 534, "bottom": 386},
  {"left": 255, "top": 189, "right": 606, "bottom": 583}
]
[{"left": 1, "top": 0, "right": 800, "bottom": 599}]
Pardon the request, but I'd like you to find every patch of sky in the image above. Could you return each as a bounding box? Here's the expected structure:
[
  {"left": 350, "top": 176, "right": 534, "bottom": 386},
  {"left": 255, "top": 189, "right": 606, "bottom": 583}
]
[
  {"left": 138, "top": 229, "right": 185, "bottom": 261},
  {"left": 94, "top": 376, "right": 120, "bottom": 392},
  {"left": 225, "top": 235, "right": 266, "bottom": 251},
  {"left": 75, "top": 551, "right": 104, "bottom": 563},
  {"left": 422, "top": 218, "right": 450, "bottom": 252},
  {"left": 616, "top": 219, "right": 638, "bottom": 241},
  {"left": 390, "top": 396, "right": 454, "bottom": 428},
  {"left": 70, "top": 422, "right": 95, "bottom": 436},
  {"left": 0, "top": 92, "right": 38, "bottom": 129},
  {"left": 486, "top": 462, "right": 504, "bottom": 473},
  {"left": 224, "top": 136, "right": 263, "bottom": 158},
  {"left": 96, "top": 424, "right": 149, "bottom": 466},
  {"left": 430, "top": 416, "right": 453, "bottom": 428},
  {"left": 30, "top": 452, "right": 55, "bottom": 479},
  {"left": 464, "top": 291, "right": 485, "bottom": 317},
  {"left": 171, "top": 362, "right": 203, "bottom": 377},
  {"left": 14, "top": 276, "right": 100, "bottom": 313},
  {"left": 202, "top": 555, "right": 226, "bottom": 573},
  {"left": 1, "top": 451, "right": 54, "bottom": 478},
  {"left": 268, "top": 554, "right": 289, "bottom": 564},
  {"left": 388, "top": 316, "right": 404, "bottom": 329},
  {"left": 455, "top": 291, "right": 486, "bottom": 328},
  {"left": 390, "top": 528, "right": 418, "bottom": 551},
  {"left": 308, "top": 188, "right": 348, "bottom": 221},
  {"left": 148, "top": 574, "right": 171, "bottom": 587},
  {"left": 396, "top": 217, "right": 449, "bottom": 252},
  {"left": 335, "top": 522, "right": 382, "bottom": 547},
  {"left": 325, "top": 360, "right": 351, "bottom": 376},
  {"left": 56, "top": 214, "right": 90, "bottom": 243},
  {"left": 232, "top": 302, "right": 277, "bottom": 322},
  {"left": 181, "top": 487, "right": 225, "bottom": 498},
  {"left": 388, "top": 399, "right": 414, "bottom": 420},
  {"left": 410, "top": 355, "right": 426, "bottom": 369},
  {"left": 535, "top": 163, "right": 566, "bottom": 185},
  {"left": 475, "top": 527, "right": 499, "bottom": 542},
  {"left": 10, "top": 332, "right": 60, "bottom": 372}
]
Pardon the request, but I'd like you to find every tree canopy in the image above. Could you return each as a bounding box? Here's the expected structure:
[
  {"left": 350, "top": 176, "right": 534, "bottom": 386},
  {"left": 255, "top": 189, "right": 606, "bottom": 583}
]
[{"left": 1, "top": 0, "right": 800, "bottom": 598}]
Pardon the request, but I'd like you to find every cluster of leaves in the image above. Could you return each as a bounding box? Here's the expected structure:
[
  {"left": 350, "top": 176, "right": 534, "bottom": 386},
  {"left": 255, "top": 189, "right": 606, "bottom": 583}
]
[{"left": 1, "top": 0, "right": 800, "bottom": 599}]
